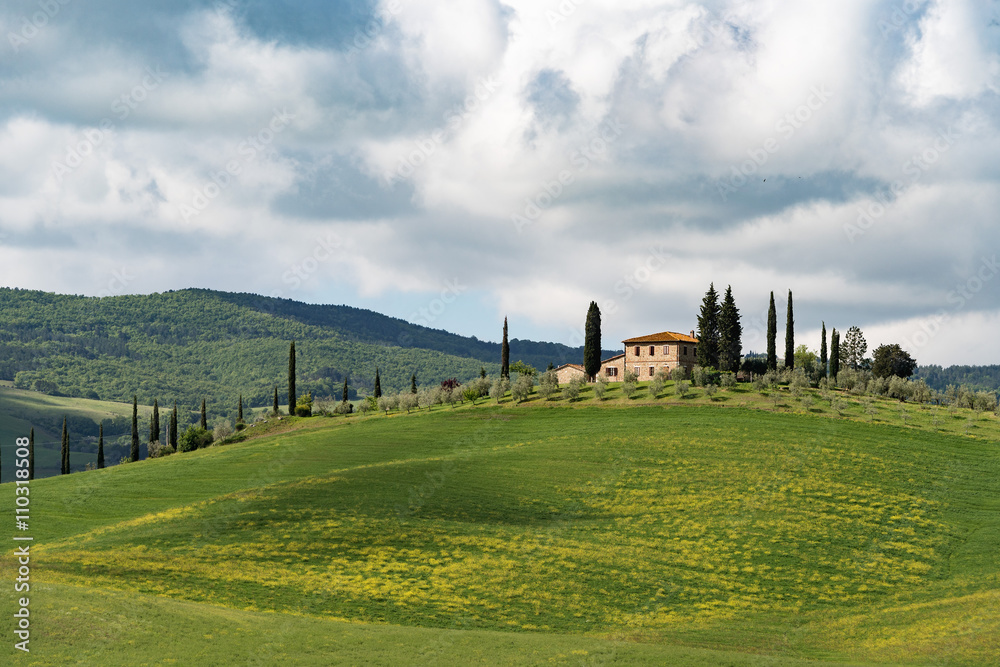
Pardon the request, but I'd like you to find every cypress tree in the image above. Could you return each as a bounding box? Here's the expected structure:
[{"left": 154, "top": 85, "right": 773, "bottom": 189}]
[
  {"left": 238, "top": 394, "right": 244, "bottom": 423},
  {"left": 200, "top": 399, "right": 207, "bottom": 430},
  {"left": 341, "top": 379, "right": 349, "bottom": 403},
  {"left": 501, "top": 317, "right": 510, "bottom": 379},
  {"left": 784, "top": 290, "right": 794, "bottom": 369},
  {"left": 288, "top": 341, "right": 297, "bottom": 416},
  {"left": 170, "top": 402, "right": 178, "bottom": 449},
  {"left": 718, "top": 285, "right": 742, "bottom": 373},
  {"left": 820, "top": 322, "right": 828, "bottom": 378},
  {"left": 411, "top": 374, "right": 417, "bottom": 394},
  {"left": 97, "top": 423, "right": 105, "bottom": 469},
  {"left": 28, "top": 428, "right": 34, "bottom": 481},
  {"left": 151, "top": 399, "right": 160, "bottom": 443},
  {"left": 374, "top": 368, "right": 382, "bottom": 399},
  {"left": 479, "top": 367, "right": 486, "bottom": 379},
  {"left": 766, "top": 292, "right": 777, "bottom": 371},
  {"left": 273, "top": 386, "right": 279, "bottom": 415},
  {"left": 583, "top": 301, "right": 602, "bottom": 380},
  {"left": 131, "top": 396, "right": 139, "bottom": 463},
  {"left": 830, "top": 328, "right": 840, "bottom": 381},
  {"left": 61, "top": 417, "right": 69, "bottom": 475},
  {"left": 696, "top": 284, "right": 721, "bottom": 369}
]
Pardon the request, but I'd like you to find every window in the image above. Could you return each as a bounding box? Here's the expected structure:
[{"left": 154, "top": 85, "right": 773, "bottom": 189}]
[
  {"left": 649, "top": 345, "right": 655, "bottom": 356},
  {"left": 693, "top": 346, "right": 697, "bottom": 357},
  {"left": 683, "top": 346, "right": 688, "bottom": 355},
  {"left": 634, "top": 346, "right": 640, "bottom": 356},
  {"left": 633, "top": 366, "right": 640, "bottom": 376},
  {"left": 663, "top": 345, "right": 669, "bottom": 355},
  {"left": 649, "top": 366, "right": 655, "bottom": 376},
  {"left": 606, "top": 366, "right": 618, "bottom": 377}
]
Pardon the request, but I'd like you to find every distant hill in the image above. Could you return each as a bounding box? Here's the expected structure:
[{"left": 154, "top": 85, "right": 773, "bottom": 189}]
[
  {"left": 915, "top": 364, "right": 1000, "bottom": 393},
  {"left": 0, "top": 287, "right": 617, "bottom": 417}
]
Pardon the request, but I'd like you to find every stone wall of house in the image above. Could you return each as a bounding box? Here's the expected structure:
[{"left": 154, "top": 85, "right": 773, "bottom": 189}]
[
  {"left": 555, "top": 365, "right": 586, "bottom": 384},
  {"left": 623, "top": 341, "right": 697, "bottom": 379}
]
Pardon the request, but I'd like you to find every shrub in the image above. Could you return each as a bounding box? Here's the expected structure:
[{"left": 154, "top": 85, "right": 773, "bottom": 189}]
[
  {"left": 490, "top": 377, "right": 510, "bottom": 404},
  {"left": 564, "top": 376, "right": 583, "bottom": 401},
  {"left": 212, "top": 420, "right": 233, "bottom": 441},
  {"left": 378, "top": 395, "right": 398, "bottom": 414},
  {"left": 334, "top": 401, "right": 353, "bottom": 415},
  {"left": 720, "top": 373, "right": 736, "bottom": 389},
  {"left": 147, "top": 441, "right": 175, "bottom": 458},
  {"left": 178, "top": 426, "right": 213, "bottom": 452},
  {"left": 462, "top": 386, "right": 481, "bottom": 404},
  {"left": 704, "top": 383, "right": 718, "bottom": 397},
  {"left": 295, "top": 392, "right": 313, "bottom": 417},
  {"left": 790, "top": 368, "right": 810, "bottom": 390},
  {"left": 357, "top": 400, "right": 372, "bottom": 416},
  {"left": 511, "top": 374, "right": 534, "bottom": 403},
  {"left": 800, "top": 395, "right": 814, "bottom": 410},
  {"left": 675, "top": 380, "right": 690, "bottom": 397},
  {"left": 888, "top": 376, "right": 911, "bottom": 401},
  {"left": 649, "top": 370, "right": 667, "bottom": 398},
  {"left": 399, "top": 392, "right": 418, "bottom": 413},
  {"left": 593, "top": 376, "right": 608, "bottom": 401},
  {"left": 670, "top": 366, "right": 687, "bottom": 382},
  {"left": 538, "top": 370, "right": 559, "bottom": 399}
]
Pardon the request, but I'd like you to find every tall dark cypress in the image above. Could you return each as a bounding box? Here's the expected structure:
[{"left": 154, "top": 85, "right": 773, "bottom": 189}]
[
  {"left": 830, "top": 328, "right": 840, "bottom": 381},
  {"left": 411, "top": 374, "right": 417, "bottom": 394},
  {"left": 288, "top": 341, "right": 297, "bottom": 415},
  {"left": 583, "top": 301, "right": 602, "bottom": 381},
  {"left": 28, "top": 428, "right": 34, "bottom": 480},
  {"left": 97, "top": 423, "right": 105, "bottom": 469},
  {"left": 820, "top": 322, "right": 828, "bottom": 378},
  {"left": 784, "top": 290, "right": 794, "bottom": 369},
  {"left": 718, "top": 285, "right": 742, "bottom": 373},
  {"left": 200, "top": 399, "right": 207, "bottom": 430},
  {"left": 273, "top": 386, "right": 279, "bottom": 414},
  {"left": 152, "top": 399, "right": 160, "bottom": 443},
  {"left": 341, "top": 379, "right": 349, "bottom": 403},
  {"left": 237, "top": 394, "right": 244, "bottom": 423},
  {"left": 170, "top": 403, "right": 178, "bottom": 449},
  {"left": 501, "top": 317, "right": 510, "bottom": 379},
  {"left": 61, "top": 417, "right": 69, "bottom": 474},
  {"left": 374, "top": 368, "right": 382, "bottom": 399},
  {"left": 766, "top": 292, "right": 777, "bottom": 371},
  {"left": 696, "top": 284, "right": 720, "bottom": 369},
  {"left": 130, "top": 396, "right": 139, "bottom": 462}
]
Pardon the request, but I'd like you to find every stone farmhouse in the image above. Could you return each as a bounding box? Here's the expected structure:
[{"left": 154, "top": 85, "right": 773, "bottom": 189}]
[{"left": 552, "top": 330, "right": 700, "bottom": 382}]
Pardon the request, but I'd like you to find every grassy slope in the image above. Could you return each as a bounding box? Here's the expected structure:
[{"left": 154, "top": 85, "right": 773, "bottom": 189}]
[{"left": 1, "top": 396, "right": 998, "bottom": 665}]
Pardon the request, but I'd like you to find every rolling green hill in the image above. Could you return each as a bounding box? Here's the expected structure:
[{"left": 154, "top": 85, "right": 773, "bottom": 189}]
[
  {"left": 2, "top": 392, "right": 998, "bottom": 665},
  {"left": 0, "top": 287, "right": 617, "bottom": 415}
]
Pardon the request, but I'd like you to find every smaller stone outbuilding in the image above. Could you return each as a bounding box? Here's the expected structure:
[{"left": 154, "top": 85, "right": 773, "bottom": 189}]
[
  {"left": 600, "top": 353, "right": 625, "bottom": 380},
  {"left": 553, "top": 363, "right": 586, "bottom": 384}
]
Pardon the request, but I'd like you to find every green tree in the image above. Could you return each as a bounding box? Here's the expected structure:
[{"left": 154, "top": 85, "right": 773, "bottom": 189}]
[
  {"left": 584, "top": 301, "right": 602, "bottom": 380},
  {"left": 273, "top": 386, "right": 279, "bottom": 415},
  {"left": 510, "top": 360, "right": 537, "bottom": 376},
  {"left": 288, "top": 340, "right": 297, "bottom": 415},
  {"left": 61, "top": 417, "right": 69, "bottom": 475},
  {"left": 479, "top": 367, "right": 486, "bottom": 379},
  {"left": 178, "top": 425, "right": 213, "bottom": 452},
  {"left": 872, "top": 344, "right": 917, "bottom": 379},
  {"left": 820, "top": 322, "right": 828, "bottom": 378},
  {"left": 130, "top": 395, "right": 139, "bottom": 462},
  {"left": 28, "top": 428, "right": 34, "bottom": 480},
  {"left": 341, "top": 379, "right": 349, "bottom": 403},
  {"left": 374, "top": 368, "right": 382, "bottom": 399},
  {"left": 830, "top": 328, "right": 840, "bottom": 381},
  {"left": 200, "top": 399, "right": 207, "bottom": 430},
  {"left": 501, "top": 317, "right": 510, "bottom": 379},
  {"left": 411, "top": 374, "right": 418, "bottom": 394},
  {"left": 151, "top": 399, "right": 160, "bottom": 443},
  {"left": 170, "top": 403, "right": 178, "bottom": 449},
  {"left": 766, "top": 291, "right": 777, "bottom": 371},
  {"left": 237, "top": 394, "right": 244, "bottom": 424},
  {"left": 697, "top": 284, "right": 720, "bottom": 369},
  {"left": 842, "top": 326, "right": 867, "bottom": 370},
  {"left": 97, "top": 423, "right": 105, "bottom": 469},
  {"left": 784, "top": 290, "right": 794, "bottom": 369},
  {"left": 718, "top": 285, "right": 742, "bottom": 373}
]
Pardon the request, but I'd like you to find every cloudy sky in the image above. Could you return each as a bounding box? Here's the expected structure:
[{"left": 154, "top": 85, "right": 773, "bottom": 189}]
[{"left": 1, "top": 0, "right": 999, "bottom": 365}]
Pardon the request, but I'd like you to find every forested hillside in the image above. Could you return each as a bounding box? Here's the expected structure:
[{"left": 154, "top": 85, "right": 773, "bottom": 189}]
[
  {"left": 0, "top": 288, "right": 614, "bottom": 415},
  {"left": 915, "top": 364, "right": 1000, "bottom": 393}
]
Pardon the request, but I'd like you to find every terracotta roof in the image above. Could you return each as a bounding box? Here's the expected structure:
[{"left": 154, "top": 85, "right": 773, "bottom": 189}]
[
  {"left": 622, "top": 331, "right": 699, "bottom": 344},
  {"left": 554, "top": 363, "right": 585, "bottom": 371},
  {"left": 601, "top": 354, "right": 624, "bottom": 363}
]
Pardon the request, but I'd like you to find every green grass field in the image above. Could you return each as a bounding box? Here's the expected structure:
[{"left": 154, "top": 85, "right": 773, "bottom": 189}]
[{"left": 2, "top": 386, "right": 1000, "bottom": 664}]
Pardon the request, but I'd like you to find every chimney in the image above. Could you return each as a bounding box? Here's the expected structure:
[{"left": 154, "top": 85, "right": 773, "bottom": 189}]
[{"left": 690, "top": 330, "right": 695, "bottom": 338}]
